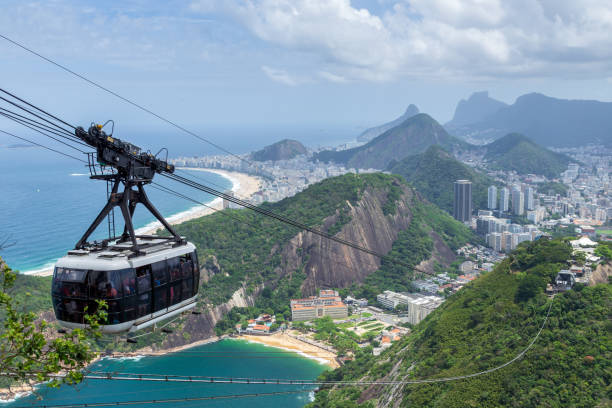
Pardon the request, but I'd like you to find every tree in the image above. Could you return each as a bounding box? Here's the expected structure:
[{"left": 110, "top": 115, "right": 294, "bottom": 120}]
[
  {"left": 594, "top": 244, "right": 612, "bottom": 261},
  {"left": 0, "top": 258, "right": 105, "bottom": 389},
  {"left": 516, "top": 274, "right": 545, "bottom": 302}
]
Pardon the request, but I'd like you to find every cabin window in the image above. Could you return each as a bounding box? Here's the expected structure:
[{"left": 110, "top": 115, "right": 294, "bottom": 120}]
[
  {"left": 152, "top": 261, "right": 167, "bottom": 287},
  {"left": 168, "top": 257, "right": 181, "bottom": 282},
  {"left": 136, "top": 266, "right": 152, "bottom": 317}
]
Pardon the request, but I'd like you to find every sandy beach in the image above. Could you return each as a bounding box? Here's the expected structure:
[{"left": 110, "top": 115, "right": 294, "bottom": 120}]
[
  {"left": 30, "top": 168, "right": 261, "bottom": 277},
  {"left": 238, "top": 332, "right": 340, "bottom": 369}
]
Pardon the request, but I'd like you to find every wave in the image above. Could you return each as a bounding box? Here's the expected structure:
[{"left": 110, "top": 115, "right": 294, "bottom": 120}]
[
  {"left": 69, "top": 173, "right": 88, "bottom": 176},
  {"left": 20, "top": 261, "right": 56, "bottom": 276}
]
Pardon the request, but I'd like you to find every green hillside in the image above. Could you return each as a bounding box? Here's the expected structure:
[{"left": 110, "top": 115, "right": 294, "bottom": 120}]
[
  {"left": 388, "top": 145, "right": 497, "bottom": 213},
  {"left": 315, "top": 114, "right": 469, "bottom": 170},
  {"left": 310, "top": 238, "right": 611, "bottom": 407},
  {"left": 484, "top": 133, "right": 572, "bottom": 178},
  {"left": 176, "top": 173, "right": 473, "bottom": 312}
]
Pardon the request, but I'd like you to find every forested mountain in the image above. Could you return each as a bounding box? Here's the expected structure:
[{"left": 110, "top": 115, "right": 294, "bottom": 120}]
[
  {"left": 309, "top": 238, "right": 611, "bottom": 407},
  {"left": 315, "top": 114, "right": 469, "bottom": 170},
  {"left": 446, "top": 91, "right": 507, "bottom": 128},
  {"left": 251, "top": 139, "right": 307, "bottom": 161},
  {"left": 447, "top": 92, "right": 612, "bottom": 147},
  {"left": 388, "top": 145, "right": 496, "bottom": 213},
  {"left": 13, "top": 174, "right": 474, "bottom": 352},
  {"left": 357, "top": 104, "right": 420, "bottom": 142},
  {"left": 483, "top": 133, "right": 572, "bottom": 178}
]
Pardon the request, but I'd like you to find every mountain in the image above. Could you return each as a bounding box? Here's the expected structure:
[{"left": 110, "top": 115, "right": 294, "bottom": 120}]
[
  {"left": 310, "top": 238, "right": 611, "bottom": 407},
  {"left": 250, "top": 139, "right": 307, "bottom": 161},
  {"left": 357, "top": 104, "right": 420, "bottom": 142},
  {"left": 448, "top": 92, "right": 612, "bottom": 147},
  {"left": 315, "top": 114, "right": 469, "bottom": 170},
  {"left": 446, "top": 91, "right": 507, "bottom": 128},
  {"left": 388, "top": 145, "right": 496, "bottom": 213},
  {"left": 484, "top": 133, "right": 572, "bottom": 178},
  {"left": 14, "top": 173, "right": 474, "bottom": 353}
]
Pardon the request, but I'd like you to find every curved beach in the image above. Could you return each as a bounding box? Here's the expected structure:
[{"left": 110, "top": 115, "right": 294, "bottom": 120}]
[{"left": 30, "top": 168, "right": 262, "bottom": 276}]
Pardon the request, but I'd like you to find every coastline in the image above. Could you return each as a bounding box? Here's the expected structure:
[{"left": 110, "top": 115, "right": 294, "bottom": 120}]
[
  {"left": 27, "top": 168, "right": 262, "bottom": 277},
  {"left": 0, "top": 333, "right": 336, "bottom": 402},
  {"left": 237, "top": 332, "right": 340, "bottom": 369}
]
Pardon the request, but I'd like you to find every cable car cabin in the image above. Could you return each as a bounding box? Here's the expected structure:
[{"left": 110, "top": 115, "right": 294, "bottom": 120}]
[{"left": 52, "top": 239, "right": 199, "bottom": 334}]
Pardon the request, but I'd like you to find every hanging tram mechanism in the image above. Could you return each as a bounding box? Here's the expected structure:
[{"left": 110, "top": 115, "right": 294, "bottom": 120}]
[{"left": 51, "top": 123, "right": 200, "bottom": 334}]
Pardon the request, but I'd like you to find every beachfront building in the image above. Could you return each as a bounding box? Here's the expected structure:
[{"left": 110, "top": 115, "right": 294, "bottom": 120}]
[
  {"left": 290, "top": 290, "right": 348, "bottom": 321},
  {"left": 376, "top": 290, "right": 444, "bottom": 325}
]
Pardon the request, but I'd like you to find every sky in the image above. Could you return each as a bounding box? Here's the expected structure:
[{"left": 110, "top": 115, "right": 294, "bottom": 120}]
[{"left": 2, "top": 0, "right": 612, "bottom": 152}]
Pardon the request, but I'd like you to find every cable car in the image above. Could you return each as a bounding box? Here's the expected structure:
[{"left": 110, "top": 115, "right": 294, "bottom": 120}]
[
  {"left": 52, "top": 238, "right": 199, "bottom": 334},
  {"left": 50, "top": 123, "right": 202, "bottom": 334}
]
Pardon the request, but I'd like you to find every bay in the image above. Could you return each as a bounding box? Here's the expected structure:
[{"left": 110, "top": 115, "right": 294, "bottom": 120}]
[{"left": 5, "top": 339, "right": 328, "bottom": 407}]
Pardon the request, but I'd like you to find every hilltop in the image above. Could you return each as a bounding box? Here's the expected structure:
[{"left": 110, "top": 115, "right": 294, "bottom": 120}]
[
  {"left": 315, "top": 114, "right": 469, "bottom": 170},
  {"left": 447, "top": 92, "right": 612, "bottom": 147},
  {"left": 309, "top": 238, "right": 611, "bottom": 407},
  {"left": 446, "top": 91, "right": 508, "bottom": 128},
  {"left": 250, "top": 139, "right": 307, "bottom": 161},
  {"left": 357, "top": 104, "right": 420, "bottom": 143},
  {"left": 388, "top": 145, "right": 496, "bottom": 213},
  {"left": 483, "top": 133, "right": 572, "bottom": 178}
]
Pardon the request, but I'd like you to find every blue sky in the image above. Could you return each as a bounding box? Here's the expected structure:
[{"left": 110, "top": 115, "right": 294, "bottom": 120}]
[{"left": 2, "top": 0, "right": 612, "bottom": 150}]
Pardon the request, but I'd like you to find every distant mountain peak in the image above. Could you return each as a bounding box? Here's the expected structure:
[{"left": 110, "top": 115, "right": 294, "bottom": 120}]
[
  {"left": 251, "top": 139, "right": 307, "bottom": 162},
  {"left": 357, "top": 104, "right": 420, "bottom": 142},
  {"left": 447, "top": 91, "right": 508, "bottom": 128},
  {"left": 315, "top": 113, "right": 468, "bottom": 170},
  {"left": 447, "top": 91, "right": 612, "bottom": 147}
]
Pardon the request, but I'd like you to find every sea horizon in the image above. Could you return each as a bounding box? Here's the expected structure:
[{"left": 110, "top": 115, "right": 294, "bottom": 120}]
[{"left": 0, "top": 146, "right": 235, "bottom": 274}]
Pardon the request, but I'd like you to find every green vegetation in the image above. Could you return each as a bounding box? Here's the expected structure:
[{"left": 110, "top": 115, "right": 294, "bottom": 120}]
[
  {"left": 6, "top": 273, "right": 52, "bottom": 315},
  {"left": 315, "top": 114, "right": 469, "bottom": 169},
  {"left": 352, "top": 198, "right": 475, "bottom": 302},
  {"left": 388, "top": 145, "right": 497, "bottom": 213},
  {"left": 536, "top": 181, "right": 568, "bottom": 197},
  {"left": 484, "top": 133, "right": 572, "bottom": 178},
  {"left": 0, "top": 258, "right": 105, "bottom": 389},
  {"left": 309, "top": 239, "right": 611, "bottom": 407},
  {"left": 176, "top": 173, "right": 398, "bottom": 308},
  {"left": 180, "top": 173, "right": 411, "bottom": 334}
]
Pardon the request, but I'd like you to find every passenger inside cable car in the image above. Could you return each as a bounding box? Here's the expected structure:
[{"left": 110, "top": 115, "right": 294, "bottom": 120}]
[{"left": 52, "top": 251, "right": 199, "bottom": 327}]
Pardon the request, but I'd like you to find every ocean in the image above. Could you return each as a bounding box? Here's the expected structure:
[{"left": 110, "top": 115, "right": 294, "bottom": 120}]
[
  {"left": 3, "top": 339, "right": 328, "bottom": 407},
  {"left": 0, "top": 146, "right": 232, "bottom": 273}
]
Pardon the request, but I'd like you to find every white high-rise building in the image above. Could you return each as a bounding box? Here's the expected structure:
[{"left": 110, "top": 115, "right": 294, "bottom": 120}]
[
  {"left": 487, "top": 185, "right": 497, "bottom": 210},
  {"left": 500, "top": 187, "right": 510, "bottom": 212},
  {"left": 512, "top": 188, "right": 524, "bottom": 216},
  {"left": 525, "top": 187, "right": 535, "bottom": 211}
]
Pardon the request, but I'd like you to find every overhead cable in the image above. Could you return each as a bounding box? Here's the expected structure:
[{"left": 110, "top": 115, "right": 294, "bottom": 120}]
[{"left": 0, "top": 34, "right": 254, "bottom": 167}]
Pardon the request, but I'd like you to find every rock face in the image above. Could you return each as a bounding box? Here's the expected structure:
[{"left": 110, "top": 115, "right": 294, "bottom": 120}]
[
  {"left": 277, "top": 185, "right": 456, "bottom": 295},
  {"left": 358, "top": 104, "right": 420, "bottom": 143},
  {"left": 158, "top": 284, "right": 262, "bottom": 350},
  {"left": 251, "top": 139, "right": 307, "bottom": 162},
  {"left": 590, "top": 263, "right": 612, "bottom": 285}
]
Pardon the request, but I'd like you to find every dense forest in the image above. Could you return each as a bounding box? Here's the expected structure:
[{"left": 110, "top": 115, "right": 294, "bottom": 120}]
[{"left": 309, "top": 238, "right": 611, "bottom": 407}]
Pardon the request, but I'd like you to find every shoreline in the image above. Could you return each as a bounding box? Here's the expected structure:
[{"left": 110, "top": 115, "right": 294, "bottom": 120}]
[
  {"left": 0, "top": 333, "right": 336, "bottom": 402},
  {"left": 237, "top": 332, "right": 340, "bottom": 369},
  {"left": 26, "top": 168, "right": 262, "bottom": 277}
]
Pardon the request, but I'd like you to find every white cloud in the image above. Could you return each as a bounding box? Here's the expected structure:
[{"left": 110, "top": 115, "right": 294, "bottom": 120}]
[
  {"left": 261, "top": 65, "right": 304, "bottom": 85},
  {"left": 191, "top": 0, "right": 612, "bottom": 82}
]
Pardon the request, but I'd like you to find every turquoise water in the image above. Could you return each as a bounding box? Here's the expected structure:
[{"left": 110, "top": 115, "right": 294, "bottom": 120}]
[
  {"left": 5, "top": 339, "right": 327, "bottom": 407},
  {"left": 0, "top": 146, "right": 232, "bottom": 273}
]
